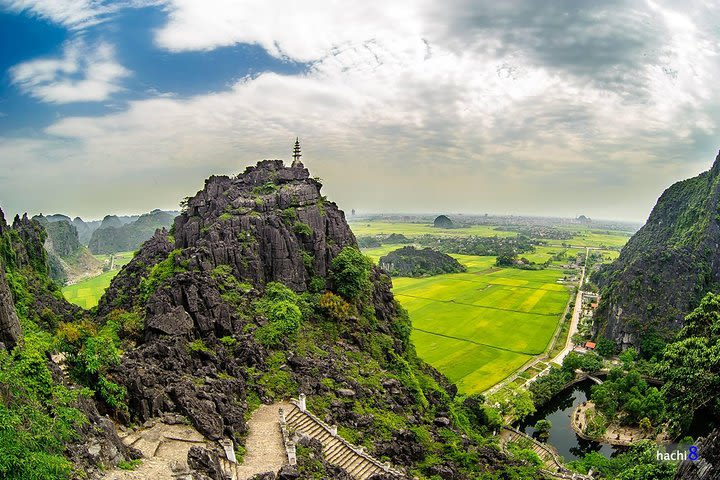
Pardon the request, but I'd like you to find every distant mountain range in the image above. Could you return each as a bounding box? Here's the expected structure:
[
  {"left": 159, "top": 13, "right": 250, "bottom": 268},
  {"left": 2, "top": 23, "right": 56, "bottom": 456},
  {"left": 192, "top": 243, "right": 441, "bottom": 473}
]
[
  {"left": 32, "top": 209, "right": 178, "bottom": 284},
  {"left": 87, "top": 210, "right": 178, "bottom": 254}
]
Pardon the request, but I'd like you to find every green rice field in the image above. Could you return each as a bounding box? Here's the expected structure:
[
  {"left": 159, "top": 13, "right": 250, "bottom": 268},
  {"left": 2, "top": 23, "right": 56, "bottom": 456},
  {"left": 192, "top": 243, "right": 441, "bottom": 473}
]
[
  {"left": 349, "top": 220, "right": 632, "bottom": 249},
  {"left": 354, "top": 221, "right": 631, "bottom": 394},
  {"left": 363, "top": 249, "right": 572, "bottom": 393},
  {"left": 62, "top": 251, "right": 135, "bottom": 309}
]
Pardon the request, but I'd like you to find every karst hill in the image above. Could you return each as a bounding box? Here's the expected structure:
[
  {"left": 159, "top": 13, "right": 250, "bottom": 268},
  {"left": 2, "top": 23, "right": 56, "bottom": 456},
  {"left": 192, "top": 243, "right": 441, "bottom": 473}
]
[{"left": 596, "top": 150, "right": 720, "bottom": 349}]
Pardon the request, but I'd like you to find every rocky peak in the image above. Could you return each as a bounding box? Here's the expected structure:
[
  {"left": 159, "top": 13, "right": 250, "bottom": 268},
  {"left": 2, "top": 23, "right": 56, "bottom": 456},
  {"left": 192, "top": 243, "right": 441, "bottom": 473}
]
[{"left": 173, "top": 159, "right": 356, "bottom": 292}]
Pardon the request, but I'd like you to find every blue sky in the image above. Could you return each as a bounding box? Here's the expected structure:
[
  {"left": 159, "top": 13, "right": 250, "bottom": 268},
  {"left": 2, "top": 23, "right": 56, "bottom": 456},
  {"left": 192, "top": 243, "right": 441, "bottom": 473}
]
[{"left": 1, "top": 0, "right": 720, "bottom": 221}]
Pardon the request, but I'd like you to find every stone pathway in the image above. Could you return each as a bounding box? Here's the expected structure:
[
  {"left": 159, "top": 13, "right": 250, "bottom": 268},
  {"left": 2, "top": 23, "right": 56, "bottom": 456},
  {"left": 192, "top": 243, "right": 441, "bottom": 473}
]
[
  {"left": 222, "top": 402, "right": 291, "bottom": 479},
  {"left": 104, "top": 421, "right": 209, "bottom": 480}
]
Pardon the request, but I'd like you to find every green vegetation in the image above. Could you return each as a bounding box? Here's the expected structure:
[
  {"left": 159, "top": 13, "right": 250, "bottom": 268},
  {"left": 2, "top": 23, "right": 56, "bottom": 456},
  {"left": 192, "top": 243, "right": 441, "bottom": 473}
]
[
  {"left": 379, "top": 246, "right": 466, "bottom": 277},
  {"left": 534, "top": 419, "right": 552, "bottom": 441},
  {"left": 251, "top": 182, "right": 279, "bottom": 195},
  {"left": 528, "top": 367, "right": 573, "bottom": 406},
  {"left": 138, "top": 249, "right": 187, "bottom": 302},
  {"left": 187, "top": 338, "right": 212, "bottom": 355},
  {"left": 56, "top": 314, "right": 131, "bottom": 410},
  {"left": 88, "top": 210, "right": 175, "bottom": 255},
  {"left": 62, "top": 270, "right": 117, "bottom": 309},
  {"left": 62, "top": 251, "right": 135, "bottom": 309},
  {"left": 254, "top": 282, "right": 304, "bottom": 347},
  {"left": 117, "top": 459, "right": 142, "bottom": 470},
  {"left": 211, "top": 264, "right": 252, "bottom": 305},
  {"left": 656, "top": 291, "right": 720, "bottom": 433},
  {"left": 393, "top": 255, "right": 570, "bottom": 393},
  {"left": 569, "top": 440, "right": 676, "bottom": 479},
  {"left": 591, "top": 369, "right": 665, "bottom": 428},
  {"left": 0, "top": 330, "right": 88, "bottom": 480},
  {"left": 330, "top": 247, "right": 373, "bottom": 301},
  {"left": 562, "top": 350, "right": 603, "bottom": 373},
  {"left": 353, "top": 220, "right": 626, "bottom": 394},
  {"left": 486, "top": 384, "right": 535, "bottom": 420},
  {"left": 292, "top": 221, "right": 313, "bottom": 236}
]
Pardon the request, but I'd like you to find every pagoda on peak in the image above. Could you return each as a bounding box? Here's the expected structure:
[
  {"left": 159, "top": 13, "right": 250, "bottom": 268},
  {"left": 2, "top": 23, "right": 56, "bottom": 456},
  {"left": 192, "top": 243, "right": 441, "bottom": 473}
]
[{"left": 291, "top": 137, "right": 303, "bottom": 167}]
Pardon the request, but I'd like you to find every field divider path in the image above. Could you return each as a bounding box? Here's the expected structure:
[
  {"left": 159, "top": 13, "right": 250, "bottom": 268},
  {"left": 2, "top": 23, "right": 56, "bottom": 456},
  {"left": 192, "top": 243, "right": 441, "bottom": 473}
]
[
  {"left": 443, "top": 276, "right": 571, "bottom": 292},
  {"left": 412, "top": 327, "right": 542, "bottom": 356},
  {"left": 395, "top": 293, "right": 563, "bottom": 317}
]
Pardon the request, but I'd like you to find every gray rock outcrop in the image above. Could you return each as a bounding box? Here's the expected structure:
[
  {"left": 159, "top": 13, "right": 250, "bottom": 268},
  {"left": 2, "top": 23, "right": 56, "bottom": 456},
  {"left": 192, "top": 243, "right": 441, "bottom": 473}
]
[{"left": 0, "top": 267, "right": 21, "bottom": 350}]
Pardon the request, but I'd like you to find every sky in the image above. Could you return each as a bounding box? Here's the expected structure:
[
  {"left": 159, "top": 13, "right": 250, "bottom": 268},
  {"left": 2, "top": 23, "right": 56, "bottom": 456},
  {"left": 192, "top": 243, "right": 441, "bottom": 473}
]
[{"left": 1, "top": 1, "right": 720, "bottom": 222}]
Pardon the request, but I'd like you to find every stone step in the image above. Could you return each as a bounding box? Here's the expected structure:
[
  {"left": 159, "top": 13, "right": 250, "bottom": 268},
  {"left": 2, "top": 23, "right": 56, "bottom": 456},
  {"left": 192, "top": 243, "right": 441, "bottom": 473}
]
[{"left": 283, "top": 403, "right": 403, "bottom": 479}]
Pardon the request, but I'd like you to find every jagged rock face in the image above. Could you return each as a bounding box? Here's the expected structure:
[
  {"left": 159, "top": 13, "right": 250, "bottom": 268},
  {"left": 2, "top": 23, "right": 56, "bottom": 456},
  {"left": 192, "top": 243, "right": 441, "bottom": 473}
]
[
  {"left": 174, "top": 160, "right": 356, "bottom": 291},
  {"left": 109, "top": 335, "right": 254, "bottom": 441},
  {"left": 675, "top": 429, "right": 720, "bottom": 479},
  {"left": 73, "top": 217, "right": 101, "bottom": 245},
  {"left": 35, "top": 217, "right": 81, "bottom": 258},
  {"left": 97, "top": 230, "right": 174, "bottom": 315},
  {"left": 0, "top": 268, "right": 22, "bottom": 350},
  {"left": 595, "top": 151, "right": 720, "bottom": 349},
  {"left": 10, "top": 213, "right": 49, "bottom": 273}
]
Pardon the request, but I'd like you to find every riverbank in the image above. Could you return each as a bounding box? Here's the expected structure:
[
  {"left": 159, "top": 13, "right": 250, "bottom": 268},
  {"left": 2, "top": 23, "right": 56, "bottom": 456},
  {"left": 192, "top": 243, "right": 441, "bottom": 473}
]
[{"left": 570, "top": 401, "right": 671, "bottom": 446}]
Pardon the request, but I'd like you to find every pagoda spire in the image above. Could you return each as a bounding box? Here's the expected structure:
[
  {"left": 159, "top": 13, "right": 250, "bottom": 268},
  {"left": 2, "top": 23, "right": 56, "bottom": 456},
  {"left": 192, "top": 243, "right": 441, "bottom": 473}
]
[{"left": 292, "top": 137, "right": 303, "bottom": 167}]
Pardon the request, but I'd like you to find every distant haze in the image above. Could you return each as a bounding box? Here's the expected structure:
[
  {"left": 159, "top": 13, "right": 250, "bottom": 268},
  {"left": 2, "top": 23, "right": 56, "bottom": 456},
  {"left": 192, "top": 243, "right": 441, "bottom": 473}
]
[{"left": 1, "top": 1, "right": 719, "bottom": 223}]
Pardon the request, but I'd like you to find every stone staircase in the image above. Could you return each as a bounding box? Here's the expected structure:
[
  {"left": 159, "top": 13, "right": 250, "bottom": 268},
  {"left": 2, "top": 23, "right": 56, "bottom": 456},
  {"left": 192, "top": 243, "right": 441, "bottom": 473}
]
[
  {"left": 284, "top": 395, "right": 406, "bottom": 479},
  {"left": 500, "top": 426, "right": 593, "bottom": 480}
]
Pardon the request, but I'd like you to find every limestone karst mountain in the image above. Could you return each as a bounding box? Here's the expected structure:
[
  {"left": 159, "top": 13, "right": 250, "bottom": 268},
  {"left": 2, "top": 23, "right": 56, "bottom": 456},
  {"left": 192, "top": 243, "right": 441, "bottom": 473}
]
[
  {"left": 379, "top": 246, "right": 466, "bottom": 277},
  {"left": 595, "top": 151, "right": 720, "bottom": 350},
  {"left": 88, "top": 209, "right": 177, "bottom": 254},
  {"left": 33, "top": 213, "right": 102, "bottom": 284},
  {"left": 94, "top": 159, "right": 516, "bottom": 478}
]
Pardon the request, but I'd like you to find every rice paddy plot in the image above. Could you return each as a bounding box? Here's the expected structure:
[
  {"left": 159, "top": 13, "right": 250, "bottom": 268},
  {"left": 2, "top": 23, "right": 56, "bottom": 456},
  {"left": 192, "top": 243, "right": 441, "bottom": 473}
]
[
  {"left": 385, "top": 254, "right": 572, "bottom": 394},
  {"left": 62, "top": 251, "right": 136, "bottom": 309},
  {"left": 62, "top": 269, "right": 120, "bottom": 309}
]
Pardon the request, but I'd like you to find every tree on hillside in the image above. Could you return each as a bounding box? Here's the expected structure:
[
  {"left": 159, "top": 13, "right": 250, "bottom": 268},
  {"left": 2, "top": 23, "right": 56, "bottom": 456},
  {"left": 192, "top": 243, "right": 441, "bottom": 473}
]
[
  {"left": 330, "top": 247, "right": 373, "bottom": 300},
  {"left": 534, "top": 419, "right": 552, "bottom": 441},
  {"left": 595, "top": 337, "right": 616, "bottom": 357},
  {"left": 487, "top": 384, "right": 535, "bottom": 421},
  {"left": 656, "top": 293, "right": 720, "bottom": 433}
]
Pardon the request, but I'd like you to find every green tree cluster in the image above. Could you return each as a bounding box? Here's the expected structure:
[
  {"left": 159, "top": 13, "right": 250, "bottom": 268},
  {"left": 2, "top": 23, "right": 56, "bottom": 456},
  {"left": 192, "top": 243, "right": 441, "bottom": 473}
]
[
  {"left": 591, "top": 368, "right": 665, "bottom": 427},
  {"left": 330, "top": 247, "right": 373, "bottom": 301},
  {"left": 656, "top": 292, "right": 720, "bottom": 433},
  {"left": 569, "top": 440, "right": 676, "bottom": 479},
  {"left": 0, "top": 331, "right": 88, "bottom": 480},
  {"left": 562, "top": 351, "right": 603, "bottom": 373}
]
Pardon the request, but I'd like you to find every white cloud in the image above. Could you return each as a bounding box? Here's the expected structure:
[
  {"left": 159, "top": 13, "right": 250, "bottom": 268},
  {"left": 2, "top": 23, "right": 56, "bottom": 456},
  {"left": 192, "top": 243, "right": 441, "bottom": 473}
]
[
  {"left": 10, "top": 39, "right": 130, "bottom": 103},
  {"left": 0, "top": 0, "right": 161, "bottom": 29},
  {"left": 2, "top": 0, "right": 720, "bottom": 221},
  {"left": 0, "top": 0, "right": 115, "bottom": 29},
  {"left": 154, "top": 0, "right": 428, "bottom": 61}
]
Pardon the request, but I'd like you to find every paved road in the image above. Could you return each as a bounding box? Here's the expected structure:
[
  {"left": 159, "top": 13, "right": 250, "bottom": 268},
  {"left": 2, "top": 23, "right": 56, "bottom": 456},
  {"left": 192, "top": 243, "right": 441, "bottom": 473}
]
[
  {"left": 483, "top": 248, "right": 590, "bottom": 395},
  {"left": 550, "top": 247, "right": 588, "bottom": 365}
]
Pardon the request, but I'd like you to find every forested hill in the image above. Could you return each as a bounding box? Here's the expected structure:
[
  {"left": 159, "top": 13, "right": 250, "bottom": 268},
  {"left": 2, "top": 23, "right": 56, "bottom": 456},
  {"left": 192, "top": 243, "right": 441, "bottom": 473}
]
[{"left": 594, "top": 150, "right": 720, "bottom": 350}]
